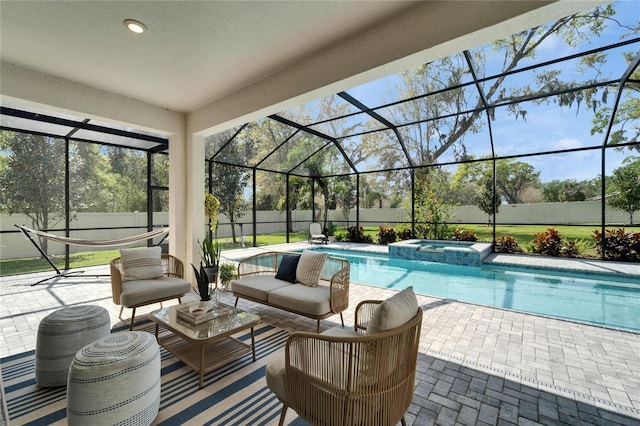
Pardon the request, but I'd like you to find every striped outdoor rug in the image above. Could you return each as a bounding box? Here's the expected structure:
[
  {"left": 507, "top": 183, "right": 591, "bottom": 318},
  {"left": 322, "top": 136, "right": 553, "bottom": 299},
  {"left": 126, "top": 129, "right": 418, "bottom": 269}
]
[{"left": 1, "top": 320, "right": 306, "bottom": 425}]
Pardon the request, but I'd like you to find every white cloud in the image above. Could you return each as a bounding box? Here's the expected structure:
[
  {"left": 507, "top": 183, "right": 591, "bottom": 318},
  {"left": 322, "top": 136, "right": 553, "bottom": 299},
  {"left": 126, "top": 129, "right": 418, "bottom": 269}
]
[
  {"left": 551, "top": 138, "right": 583, "bottom": 150},
  {"left": 538, "top": 33, "right": 560, "bottom": 51}
]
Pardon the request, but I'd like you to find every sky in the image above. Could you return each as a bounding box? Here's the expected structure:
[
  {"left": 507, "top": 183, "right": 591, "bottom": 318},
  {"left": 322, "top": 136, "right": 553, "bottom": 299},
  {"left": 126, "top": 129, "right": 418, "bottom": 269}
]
[{"left": 277, "top": 0, "right": 639, "bottom": 184}]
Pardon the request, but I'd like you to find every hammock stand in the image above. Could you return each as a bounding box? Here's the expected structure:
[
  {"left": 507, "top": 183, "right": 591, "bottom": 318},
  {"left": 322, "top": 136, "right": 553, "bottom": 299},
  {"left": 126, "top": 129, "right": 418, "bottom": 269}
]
[{"left": 15, "top": 225, "right": 169, "bottom": 286}]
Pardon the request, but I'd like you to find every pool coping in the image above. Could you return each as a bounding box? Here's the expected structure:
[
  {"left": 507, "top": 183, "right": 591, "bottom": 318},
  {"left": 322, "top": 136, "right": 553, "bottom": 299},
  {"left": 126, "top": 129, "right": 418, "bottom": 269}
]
[{"left": 312, "top": 242, "right": 640, "bottom": 278}]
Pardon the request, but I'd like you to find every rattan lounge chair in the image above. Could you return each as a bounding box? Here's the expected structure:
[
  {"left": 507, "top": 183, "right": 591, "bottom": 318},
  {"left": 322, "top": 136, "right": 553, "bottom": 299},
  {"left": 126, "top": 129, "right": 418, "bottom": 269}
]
[
  {"left": 110, "top": 252, "right": 191, "bottom": 329},
  {"left": 266, "top": 296, "right": 422, "bottom": 425}
]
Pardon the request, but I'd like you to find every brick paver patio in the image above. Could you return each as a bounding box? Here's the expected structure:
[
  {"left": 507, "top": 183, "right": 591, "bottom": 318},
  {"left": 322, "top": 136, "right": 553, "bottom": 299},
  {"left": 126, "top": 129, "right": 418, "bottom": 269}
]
[{"left": 1, "top": 243, "right": 639, "bottom": 425}]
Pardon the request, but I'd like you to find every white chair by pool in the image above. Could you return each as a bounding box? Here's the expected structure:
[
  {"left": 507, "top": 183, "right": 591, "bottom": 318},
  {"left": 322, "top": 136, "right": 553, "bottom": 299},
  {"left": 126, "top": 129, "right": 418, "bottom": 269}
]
[{"left": 308, "top": 222, "right": 328, "bottom": 244}]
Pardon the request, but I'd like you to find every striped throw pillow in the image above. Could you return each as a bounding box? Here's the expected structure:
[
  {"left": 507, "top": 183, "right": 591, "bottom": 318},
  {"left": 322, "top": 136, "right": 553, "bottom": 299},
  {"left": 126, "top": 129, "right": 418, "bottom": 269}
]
[
  {"left": 295, "top": 250, "right": 327, "bottom": 287},
  {"left": 120, "top": 247, "right": 163, "bottom": 281}
]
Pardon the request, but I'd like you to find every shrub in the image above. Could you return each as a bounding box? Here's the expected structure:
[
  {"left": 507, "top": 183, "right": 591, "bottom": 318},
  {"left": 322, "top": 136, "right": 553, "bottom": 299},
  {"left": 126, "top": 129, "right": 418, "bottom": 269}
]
[
  {"left": 322, "top": 221, "right": 336, "bottom": 236},
  {"left": 452, "top": 229, "right": 478, "bottom": 242},
  {"left": 532, "top": 228, "right": 564, "bottom": 256},
  {"left": 531, "top": 228, "right": 577, "bottom": 257},
  {"left": 334, "top": 228, "right": 347, "bottom": 242},
  {"left": 561, "top": 240, "right": 579, "bottom": 258},
  {"left": 414, "top": 222, "right": 451, "bottom": 240},
  {"left": 495, "top": 236, "right": 520, "bottom": 253},
  {"left": 396, "top": 227, "right": 414, "bottom": 241},
  {"left": 377, "top": 226, "right": 397, "bottom": 245},
  {"left": 570, "top": 238, "right": 592, "bottom": 256},
  {"left": 414, "top": 224, "right": 428, "bottom": 239},
  {"left": 346, "top": 226, "right": 373, "bottom": 243},
  {"left": 592, "top": 228, "right": 640, "bottom": 262}
]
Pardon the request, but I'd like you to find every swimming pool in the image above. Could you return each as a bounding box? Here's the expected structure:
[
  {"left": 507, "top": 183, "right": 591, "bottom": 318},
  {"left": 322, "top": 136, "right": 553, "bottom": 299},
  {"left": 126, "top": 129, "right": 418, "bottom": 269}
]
[{"left": 310, "top": 248, "right": 640, "bottom": 333}]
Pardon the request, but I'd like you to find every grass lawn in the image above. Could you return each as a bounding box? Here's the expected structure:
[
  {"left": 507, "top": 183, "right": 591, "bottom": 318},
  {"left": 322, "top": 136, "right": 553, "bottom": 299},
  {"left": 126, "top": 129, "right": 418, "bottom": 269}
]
[
  {"left": 217, "top": 231, "right": 309, "bottom": 248},
  {"left": 0, "top": 249, "right": 120, "bottom": 276},
  {"left": 1, "top": 232, "right": 311, "bottom": 276},
  {"left": 0, "top": 226, "right": 608, "bottom": 276},
  {"left": 355, "top": 224, "right": 601, "bottom": 257}
]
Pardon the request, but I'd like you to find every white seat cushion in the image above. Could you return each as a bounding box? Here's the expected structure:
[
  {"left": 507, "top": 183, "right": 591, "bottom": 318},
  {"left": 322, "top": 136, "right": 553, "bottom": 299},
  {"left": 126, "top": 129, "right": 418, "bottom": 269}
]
[
  {"left": 231, "top": 276, "right": 292, "bottom": 301},
  {"left": 265, "top": 355, "right": 287, "bottom": 402},
  {"left": 268, "top": 284, "right": 331, "bottom": 316},
  {"left": 120, "top": 276, "right": 190, "bottom": 307}
]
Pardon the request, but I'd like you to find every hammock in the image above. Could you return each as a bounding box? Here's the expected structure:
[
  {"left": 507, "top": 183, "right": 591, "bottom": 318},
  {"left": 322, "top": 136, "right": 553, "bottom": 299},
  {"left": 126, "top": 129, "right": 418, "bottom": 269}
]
[
  {"left": 16, "top": 225, "right": 169, "bottom": 247},
  {"left": 15, "top": 225, "right": 169, "bottom": 286}
]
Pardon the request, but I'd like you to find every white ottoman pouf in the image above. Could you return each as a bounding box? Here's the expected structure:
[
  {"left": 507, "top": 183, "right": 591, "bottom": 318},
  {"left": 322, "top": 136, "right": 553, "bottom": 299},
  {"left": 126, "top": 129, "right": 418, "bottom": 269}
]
[
  {"left": 35, "top": 305, "right": 111, "bottom": 387},
  {"left": 67, "top": 331, "right": 161, "bottom": 426}
]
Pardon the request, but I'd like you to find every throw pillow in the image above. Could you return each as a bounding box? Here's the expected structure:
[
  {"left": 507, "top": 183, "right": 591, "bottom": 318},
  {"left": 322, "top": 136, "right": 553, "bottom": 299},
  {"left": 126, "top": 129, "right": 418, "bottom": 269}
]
[
  {"left": 119, "top": 246, "right": 163, "bottom": 281},
  {"left": 367, "top": 286, "right": 419, "bottom": 334},
  {"left": 275, "top": 254, "right": 300, "bottom": 283},
  {"left": 295, "top": 250, "right": 327, "bottom": 287}
]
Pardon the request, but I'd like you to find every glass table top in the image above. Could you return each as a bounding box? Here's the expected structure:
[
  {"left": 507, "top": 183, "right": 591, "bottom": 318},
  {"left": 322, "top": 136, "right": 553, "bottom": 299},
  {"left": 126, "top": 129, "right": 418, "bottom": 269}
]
[{"left": 150, "top": 301, "right": 260, "bottom": 341}]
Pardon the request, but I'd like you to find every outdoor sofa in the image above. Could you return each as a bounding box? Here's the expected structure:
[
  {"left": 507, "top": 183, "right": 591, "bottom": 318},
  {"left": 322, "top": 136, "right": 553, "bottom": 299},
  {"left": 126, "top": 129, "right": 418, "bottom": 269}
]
[{"left": 231, "top": 250, "right": 350, "bottom": 332}]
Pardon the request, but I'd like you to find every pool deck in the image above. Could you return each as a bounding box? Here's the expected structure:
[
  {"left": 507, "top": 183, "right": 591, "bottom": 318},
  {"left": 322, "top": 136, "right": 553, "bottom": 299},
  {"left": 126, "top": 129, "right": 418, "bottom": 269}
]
[{"left": 1, "top": 242, "right": 639, "bottom": 425}]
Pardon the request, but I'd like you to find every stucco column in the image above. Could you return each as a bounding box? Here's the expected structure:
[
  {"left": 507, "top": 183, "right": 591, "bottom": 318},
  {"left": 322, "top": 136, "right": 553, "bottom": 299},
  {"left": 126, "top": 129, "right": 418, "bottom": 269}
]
[
  {"left": 168, "top": 128, "right": 188, "bottom": 270},
  {"left": 183, "top": 133, "right": 206, "bottom": 280}
]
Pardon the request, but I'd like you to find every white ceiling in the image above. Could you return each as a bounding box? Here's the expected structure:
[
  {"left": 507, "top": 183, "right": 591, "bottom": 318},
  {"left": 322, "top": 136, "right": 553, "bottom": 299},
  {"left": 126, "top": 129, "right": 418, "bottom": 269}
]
[{"left": 0, "top": 1, "right": 417, "bottom": 113}]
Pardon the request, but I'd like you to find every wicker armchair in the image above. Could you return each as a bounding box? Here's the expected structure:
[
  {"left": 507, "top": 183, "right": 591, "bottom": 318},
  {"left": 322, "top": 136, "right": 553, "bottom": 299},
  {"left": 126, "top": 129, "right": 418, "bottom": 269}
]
[
  {"left": 267, "top": 299, "right": 422, "bottom": 426},
  {"left": 110, "top": 253, "right": 191, "bottom": 330}
]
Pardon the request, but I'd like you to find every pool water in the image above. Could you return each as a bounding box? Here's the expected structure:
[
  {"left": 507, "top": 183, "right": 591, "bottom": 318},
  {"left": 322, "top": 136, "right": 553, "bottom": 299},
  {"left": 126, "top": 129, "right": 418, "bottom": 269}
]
[{"left": 311, "top": 248, "right": 640, "bottom": 333}]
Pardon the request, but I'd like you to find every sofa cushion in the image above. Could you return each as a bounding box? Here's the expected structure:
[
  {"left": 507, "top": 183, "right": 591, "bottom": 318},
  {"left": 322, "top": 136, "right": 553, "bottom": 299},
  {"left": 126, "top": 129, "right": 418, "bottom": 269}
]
[
  {"left": 268, "top": 284, "right": 331, "bottom": 316},
  {"left": 231, "top": 276, "right": 292, "bottom": 302},
  {"left": 322, "top": 327, "right": 360, "bottom": 338},
  {"left": 120, "top": 246, "right": 163, "bottom": 281},
  {"left": 367, "top": 286, "right": 419, "bottom": 334},
  {"left": 120, "top": 276, "right": 191, "bottom": 307},
  {"left": 275, "top": 254, "right": 300, "bottom": 283},
  {"left": 295, "top": 250, "right": 327, "bottom": 287}
]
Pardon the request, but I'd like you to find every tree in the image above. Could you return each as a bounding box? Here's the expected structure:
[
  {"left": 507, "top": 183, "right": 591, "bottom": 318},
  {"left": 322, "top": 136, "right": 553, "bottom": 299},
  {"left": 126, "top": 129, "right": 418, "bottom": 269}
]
[
  {"left": 590, "top": 51, "right": 640, "bottom": 151},
  {"left": 413, "top": 170, "right": 453, "bottom": 239},
  {"left": 103, "top": 146, "right": 147, "bottom": 212},
  {"left": 0, "top": 132, "right": 65, "bottom": 254},
  {"left": 69, "top": 142, "right": 114, "bottom": 212},
  {"left": 151, "top": 154, "right": 169, "bottom": 212},
  {"left": 210, "top": 163, "right": 249, "bottom": 243},
  {"left": 542, "top": 179, "right": 600, "bottom": 202},
  {"left": 333, "top": 175, "right": 356, "bottom": 223},
  {"left": 519, "top": 186, "right": 543, "bottom": 203},
  {"left": 494, "top": 160, "right": 541, "bottom": 204},
  {"left": 476, "top": 177, "right": 500, "bottom": 224},
  {"left": 354, "top": 4, "right": 625, "bottom": 190},
  {"left": 453, "top": 157, "right": 541, "bottom": 205},
  {"left": 607, "top": 156, "right": 640, "bottom": 224},
  {"left": 207, "top": 131, "right": 253, "bottom": 243}
]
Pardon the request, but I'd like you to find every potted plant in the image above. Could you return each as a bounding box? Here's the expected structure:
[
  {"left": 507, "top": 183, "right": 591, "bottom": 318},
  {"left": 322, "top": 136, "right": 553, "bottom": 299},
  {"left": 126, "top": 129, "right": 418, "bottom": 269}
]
[
  {"left": 198, "top": 237, "right": 220, "bottom": 283},
  {"left": 218, "top": 262, "right": 238, "bottom": 291},
  {"left": 192, "top": 263, "right": 213, "bottom": 302}
]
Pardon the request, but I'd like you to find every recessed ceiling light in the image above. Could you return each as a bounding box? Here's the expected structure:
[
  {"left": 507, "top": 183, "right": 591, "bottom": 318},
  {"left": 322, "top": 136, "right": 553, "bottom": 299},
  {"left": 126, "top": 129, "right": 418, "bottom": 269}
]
[{"left": 123, "top": 19, "right": 147, "bottom": 34}]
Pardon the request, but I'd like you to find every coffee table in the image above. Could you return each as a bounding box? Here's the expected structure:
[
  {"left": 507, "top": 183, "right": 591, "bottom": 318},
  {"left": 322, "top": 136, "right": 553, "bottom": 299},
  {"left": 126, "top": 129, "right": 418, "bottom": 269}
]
[{"left": 150, "top": 301, "right": 260, "bottom": 388}]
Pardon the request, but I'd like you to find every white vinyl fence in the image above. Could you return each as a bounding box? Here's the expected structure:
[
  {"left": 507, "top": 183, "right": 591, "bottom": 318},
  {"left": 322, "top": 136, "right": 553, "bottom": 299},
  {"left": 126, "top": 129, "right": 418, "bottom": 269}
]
[{"left": 0, "top": 201, "right": 630, "bottom": 260}]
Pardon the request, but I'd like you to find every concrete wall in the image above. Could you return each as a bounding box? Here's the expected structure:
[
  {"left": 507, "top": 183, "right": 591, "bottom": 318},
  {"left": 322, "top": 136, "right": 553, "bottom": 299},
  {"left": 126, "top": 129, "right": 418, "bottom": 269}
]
[{"left": 2, "top": 201, "right": 631, "bottom": 260}]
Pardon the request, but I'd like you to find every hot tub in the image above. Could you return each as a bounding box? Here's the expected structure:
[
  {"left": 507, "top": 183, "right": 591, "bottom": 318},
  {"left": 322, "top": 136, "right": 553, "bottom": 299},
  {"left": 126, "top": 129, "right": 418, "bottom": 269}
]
[{"left": 389, "top": 239, "right": 492, "bottom": 266}]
